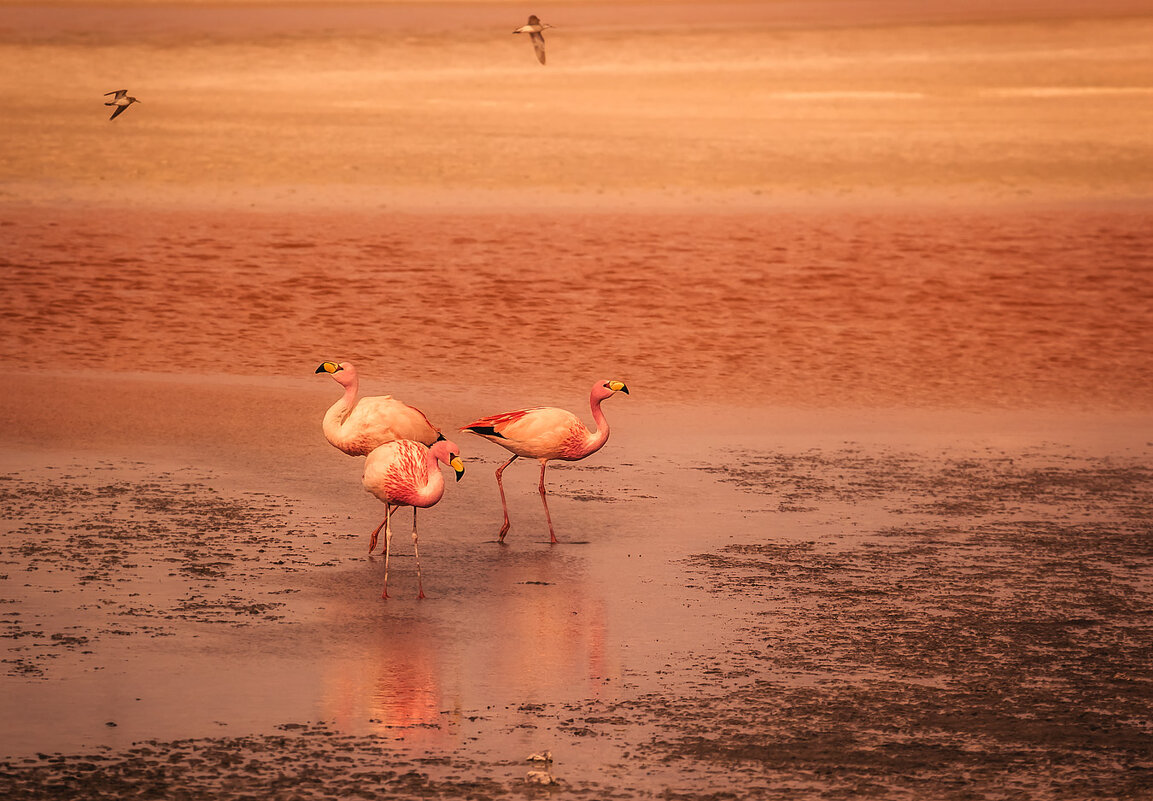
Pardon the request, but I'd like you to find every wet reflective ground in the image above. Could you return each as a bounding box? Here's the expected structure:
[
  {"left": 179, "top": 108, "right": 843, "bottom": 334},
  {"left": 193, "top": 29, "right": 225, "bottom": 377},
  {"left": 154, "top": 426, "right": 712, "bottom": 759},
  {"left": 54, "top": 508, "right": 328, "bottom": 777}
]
[{"left": 1, "top": 376, "right": 1150, "bottom": 797}]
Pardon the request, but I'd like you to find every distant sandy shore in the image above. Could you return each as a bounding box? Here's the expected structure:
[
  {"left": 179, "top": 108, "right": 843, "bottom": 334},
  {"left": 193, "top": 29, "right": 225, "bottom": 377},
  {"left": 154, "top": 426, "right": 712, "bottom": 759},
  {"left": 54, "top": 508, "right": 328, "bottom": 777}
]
[{"left": 2, "top": 1, "right": 1151, "bottom": 210}]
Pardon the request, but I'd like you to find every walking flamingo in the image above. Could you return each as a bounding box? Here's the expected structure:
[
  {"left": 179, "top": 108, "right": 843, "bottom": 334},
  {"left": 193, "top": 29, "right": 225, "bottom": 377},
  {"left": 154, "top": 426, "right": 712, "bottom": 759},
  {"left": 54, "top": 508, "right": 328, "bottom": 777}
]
[
  {"left": 362, "top": 439, "right": 464, "bottom": 599},
  {"left": 461, "top": 380, "right": 629, "bottom": 544},
  {"left": 316, "top": 361, "right": 442, "bottom": 456}
]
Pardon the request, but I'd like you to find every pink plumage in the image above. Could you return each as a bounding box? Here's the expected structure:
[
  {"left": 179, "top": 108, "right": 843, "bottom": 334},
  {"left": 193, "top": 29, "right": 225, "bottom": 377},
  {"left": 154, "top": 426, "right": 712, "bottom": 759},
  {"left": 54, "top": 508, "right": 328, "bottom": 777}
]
[
  {"left": 316, "top": 361, "right": 441, "bottom": 456},
  {"left": 462, "top": 380, "right": 629, "bottom": 544},
  {"left": 464, "top": 407, "right": 534, "bottom": 431},
  {"left": 362, "top": 438, "right": 464, "bottom": 599}
]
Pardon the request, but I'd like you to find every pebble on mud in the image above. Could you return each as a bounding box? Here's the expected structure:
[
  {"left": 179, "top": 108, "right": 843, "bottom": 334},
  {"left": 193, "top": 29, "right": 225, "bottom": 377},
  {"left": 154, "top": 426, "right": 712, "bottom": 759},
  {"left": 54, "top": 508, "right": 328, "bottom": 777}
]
[{"left": 525, "top": 769, "right": 558, "bottom": 785}]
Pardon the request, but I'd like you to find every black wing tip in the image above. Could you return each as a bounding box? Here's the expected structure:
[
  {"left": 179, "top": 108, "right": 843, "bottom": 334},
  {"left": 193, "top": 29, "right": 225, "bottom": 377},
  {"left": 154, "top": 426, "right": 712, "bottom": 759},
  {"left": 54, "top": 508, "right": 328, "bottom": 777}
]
[{"left": 464, "top": 426, "right": 504, "bottom": 439}]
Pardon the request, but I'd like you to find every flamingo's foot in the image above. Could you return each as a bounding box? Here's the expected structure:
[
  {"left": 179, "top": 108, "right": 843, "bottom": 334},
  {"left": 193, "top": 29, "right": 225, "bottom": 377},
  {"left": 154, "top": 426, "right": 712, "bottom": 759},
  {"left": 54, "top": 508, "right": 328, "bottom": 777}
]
[
  {"left": 381, "top": 588, "right": 390, "bottom": 600},
  {"left": 418, "top": 589, "right": 426, "bottom": 600},
  {"left": 549, "top": 534, "right": 559, "bottom": 545},
  {"left": 497, "top": 525, "right": 510, "bottom": 544}
]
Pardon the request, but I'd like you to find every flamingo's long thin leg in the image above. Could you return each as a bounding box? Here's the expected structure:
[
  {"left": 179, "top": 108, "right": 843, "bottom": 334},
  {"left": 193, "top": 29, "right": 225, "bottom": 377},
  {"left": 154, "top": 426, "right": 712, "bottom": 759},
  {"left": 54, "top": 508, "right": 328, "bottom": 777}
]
[
  {"left": 368, "top": 515, "right": 386, "bottom": 555},
  {"left": 368, "top": 503, "right": 403, "bottom": 553},
  {"left": 381, "top": 505, "right": 394, "bottom": 600},
  {"left": 411, "top": 507, "right": 425, "bottom": 600},
  {"left": 538, "top": 460, "right": 558, "bottom": 544},
  {"left": 494, "top": 454, "right": 519, "bottom": 543}
]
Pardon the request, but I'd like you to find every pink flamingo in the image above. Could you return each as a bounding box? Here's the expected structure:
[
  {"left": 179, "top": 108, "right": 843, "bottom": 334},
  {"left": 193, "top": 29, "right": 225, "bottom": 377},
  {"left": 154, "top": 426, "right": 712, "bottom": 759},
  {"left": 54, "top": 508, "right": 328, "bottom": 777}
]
[
  {"left": 461, "top": 380, "right": 629, "bottom": 544},
  {"left": 362, "top": 439, "right": 464, "bottom": 599},
  {"left": 316, "top": 361, "right": 442, "bottom": 456}
]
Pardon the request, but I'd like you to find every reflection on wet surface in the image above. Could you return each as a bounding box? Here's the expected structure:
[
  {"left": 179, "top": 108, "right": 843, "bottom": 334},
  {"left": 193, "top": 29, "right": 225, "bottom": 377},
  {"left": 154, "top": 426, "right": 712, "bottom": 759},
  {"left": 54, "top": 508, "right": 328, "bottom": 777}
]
[{"left": 2, "top": 400, "right": 1151, "bottom": 797}]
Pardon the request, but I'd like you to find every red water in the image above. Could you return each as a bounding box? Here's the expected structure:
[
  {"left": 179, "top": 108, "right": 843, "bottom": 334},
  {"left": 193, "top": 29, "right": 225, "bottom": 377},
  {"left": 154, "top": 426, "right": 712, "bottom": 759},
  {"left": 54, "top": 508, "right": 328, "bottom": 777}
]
[{"left": 1, "top": 205, "right": 1150, "bottom": 409}]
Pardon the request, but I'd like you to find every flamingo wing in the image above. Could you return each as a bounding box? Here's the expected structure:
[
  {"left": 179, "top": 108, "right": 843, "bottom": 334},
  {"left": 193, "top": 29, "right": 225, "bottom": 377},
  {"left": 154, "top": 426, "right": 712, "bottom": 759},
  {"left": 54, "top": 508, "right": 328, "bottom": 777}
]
[
  {"left": 364, "top": 440, "right": 431, "bottom": 507},
  {"left": 342, "top": 396, "right": 440, "bottom": 452},
  {"left": 464, "top": 407, "right": 586, "bottom": 459},
  {"left": 462, "top": 407, "right": 538, "bottom": 437}
]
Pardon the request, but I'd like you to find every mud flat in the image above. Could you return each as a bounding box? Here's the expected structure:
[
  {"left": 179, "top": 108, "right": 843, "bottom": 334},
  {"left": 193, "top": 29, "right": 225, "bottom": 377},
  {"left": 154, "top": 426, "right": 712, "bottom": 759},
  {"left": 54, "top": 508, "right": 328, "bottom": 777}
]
[{"left": 1, "top": 376, "right": 1151, "bottom": 798}]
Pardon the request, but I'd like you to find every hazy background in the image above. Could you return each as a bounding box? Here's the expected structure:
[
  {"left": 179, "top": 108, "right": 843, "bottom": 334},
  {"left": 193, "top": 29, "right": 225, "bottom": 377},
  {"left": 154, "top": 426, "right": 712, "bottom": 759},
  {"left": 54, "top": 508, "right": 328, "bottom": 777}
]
[{"left": 3, "top": 0, "right": 1152, "bottom": 212}]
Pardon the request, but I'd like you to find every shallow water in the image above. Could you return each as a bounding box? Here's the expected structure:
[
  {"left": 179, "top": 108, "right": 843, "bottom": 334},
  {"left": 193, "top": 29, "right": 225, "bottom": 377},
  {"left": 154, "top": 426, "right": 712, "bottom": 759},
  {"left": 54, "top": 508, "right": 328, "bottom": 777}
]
[
  {"left": 1, "top": 206, "right": 1150, "bottom": 409},
  {"left": 1, "top": 386, "right": 1151, "bottom": 797}
]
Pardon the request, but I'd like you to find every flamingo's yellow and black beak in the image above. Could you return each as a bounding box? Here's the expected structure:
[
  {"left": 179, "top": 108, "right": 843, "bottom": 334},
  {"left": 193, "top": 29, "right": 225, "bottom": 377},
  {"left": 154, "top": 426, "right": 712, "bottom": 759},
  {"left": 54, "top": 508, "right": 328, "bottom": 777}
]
[
  {"left": 608, "top": 380, "right": 630, "bottom": 395},
  {"left": 450, "top": 456, "right": 465, "bottom": 481},
  {"left": 316, "top": 361, "right": 342, "bottom": 374}
]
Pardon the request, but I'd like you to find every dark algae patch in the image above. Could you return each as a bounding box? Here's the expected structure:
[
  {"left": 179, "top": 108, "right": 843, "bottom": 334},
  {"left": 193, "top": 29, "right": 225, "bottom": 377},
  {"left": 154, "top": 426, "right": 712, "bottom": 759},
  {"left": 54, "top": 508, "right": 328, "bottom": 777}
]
[
  {"left": 0, "top": 463, "right": 326, "bottom": 678},
  {"left": 2, "top": 444, "right": 1150, "bottom": 799},
  {"left": 669, "top": 446, "right": 1153, "bottom": 798},
  {"left": 0, "top": 726, "right": 538, "bottom": 801}
]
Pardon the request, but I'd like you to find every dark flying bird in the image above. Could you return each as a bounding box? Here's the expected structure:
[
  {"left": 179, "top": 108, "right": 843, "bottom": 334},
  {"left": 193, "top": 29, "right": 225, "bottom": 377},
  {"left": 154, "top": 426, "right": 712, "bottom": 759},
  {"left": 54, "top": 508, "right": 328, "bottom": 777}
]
[
  {"left": 104, "top": 89, "right": 141, "bottom": 120},
  {"left": 513, "top": 15, "right": 552, "bottom": 65}
]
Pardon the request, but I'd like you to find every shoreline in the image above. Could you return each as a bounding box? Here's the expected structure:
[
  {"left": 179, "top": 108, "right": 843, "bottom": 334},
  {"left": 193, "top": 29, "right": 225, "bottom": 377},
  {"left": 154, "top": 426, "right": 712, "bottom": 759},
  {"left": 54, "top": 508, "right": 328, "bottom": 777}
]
[
  {"left": 2, "top": 367, "right": 1150, "bottom": 796},
  {"left": 5, "top": 183, "right": 1153, "bottom": 216}
]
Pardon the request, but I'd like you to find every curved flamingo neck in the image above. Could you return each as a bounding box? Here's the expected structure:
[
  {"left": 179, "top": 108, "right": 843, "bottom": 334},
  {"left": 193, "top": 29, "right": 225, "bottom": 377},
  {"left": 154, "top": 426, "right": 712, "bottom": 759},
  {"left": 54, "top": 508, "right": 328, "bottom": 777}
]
[
  {"left": 322, "top": 376, "right": 360, "bottom": 444},
  {"left": 417, "top": 449, "right": 447, "bottom": 505},
  {"left": 582, "top": 390, "right": 611, "bottom": 456},
  {"left": 339, "top": 377, "right": 358, "bottom": 409}
]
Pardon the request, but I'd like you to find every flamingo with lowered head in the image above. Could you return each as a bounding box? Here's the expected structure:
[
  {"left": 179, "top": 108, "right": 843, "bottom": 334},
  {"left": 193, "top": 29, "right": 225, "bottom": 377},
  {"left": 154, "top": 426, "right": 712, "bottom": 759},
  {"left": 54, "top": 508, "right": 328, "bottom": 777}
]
[
  {"left": 363, "top": 438, "right": 464, "bottom": 599},
  {"left": 461, "top": 380, "right": 629, "bottom": 544},
  {"left": 316, "top": 361, "right": 442, "bottom": 456}
]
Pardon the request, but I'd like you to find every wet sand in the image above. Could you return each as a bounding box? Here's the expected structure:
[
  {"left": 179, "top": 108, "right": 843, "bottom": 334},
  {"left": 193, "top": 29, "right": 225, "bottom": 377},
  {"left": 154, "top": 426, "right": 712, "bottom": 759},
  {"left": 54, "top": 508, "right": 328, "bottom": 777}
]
[
  {"left": 3, "top": 0, "right": 1153, "bottom": 209},
  {"left": 3, "top": 0, "right": 1153, "bottom": 798},
  {"left": 2, "top": 387, "right": 1150, "bottom": 797}
]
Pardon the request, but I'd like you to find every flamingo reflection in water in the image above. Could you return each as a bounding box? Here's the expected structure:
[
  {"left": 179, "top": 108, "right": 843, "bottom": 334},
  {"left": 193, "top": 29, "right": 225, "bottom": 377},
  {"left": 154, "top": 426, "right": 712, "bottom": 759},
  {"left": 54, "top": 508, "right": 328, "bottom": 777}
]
[{"left": 362, "top": 439, "right": 464, "bottom": 599}]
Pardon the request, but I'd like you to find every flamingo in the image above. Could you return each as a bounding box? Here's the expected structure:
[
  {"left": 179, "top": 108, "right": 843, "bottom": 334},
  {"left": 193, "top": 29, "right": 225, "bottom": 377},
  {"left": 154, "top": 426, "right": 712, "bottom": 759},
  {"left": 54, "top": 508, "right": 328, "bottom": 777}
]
[
  {"left": 513, "top": 15, "right": 552, "bottom": 65},
  {"left": 461, "top": 380, "right": 629, "bottom": 544},
  {"left": 104, "top": 89, "right": 141, "bottom": 120},
  {"left": 363, "top": 439, "right": 464, "bottom": 599},
  {"left": 316, "top": 361, "right": 442, "bottom": 456}
]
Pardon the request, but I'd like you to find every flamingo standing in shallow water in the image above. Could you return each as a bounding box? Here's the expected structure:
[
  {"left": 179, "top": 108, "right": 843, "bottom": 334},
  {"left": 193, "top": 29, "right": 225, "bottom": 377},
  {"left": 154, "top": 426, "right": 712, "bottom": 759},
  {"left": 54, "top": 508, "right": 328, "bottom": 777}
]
[
  {"left": 316, "top": 361, "right": 442, "bottom": 456},
  {"left": 461, "top": 380, "right": 629, "bottom": 544},
  {"left": 363, "top": 439, "right": 464, "bottom": 599}
]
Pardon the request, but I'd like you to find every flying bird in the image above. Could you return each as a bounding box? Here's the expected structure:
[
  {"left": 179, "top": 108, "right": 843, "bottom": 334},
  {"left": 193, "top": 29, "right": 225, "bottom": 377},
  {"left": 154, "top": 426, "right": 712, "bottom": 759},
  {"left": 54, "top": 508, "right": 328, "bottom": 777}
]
[
  {"left": 513, "top": 14, "right": 552, "bottom": 65},
  {"left": 363, "top": 439, "right": 465, "bottom": 599},
  {"left": 104, "top": 89, "right": 141, "bottom": 120},
  {"left": 316, "top": 361, "right": 442, "bottom": 456},
  {"left": 462, "top": 380, "right": 629, "bottom": 544}
]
